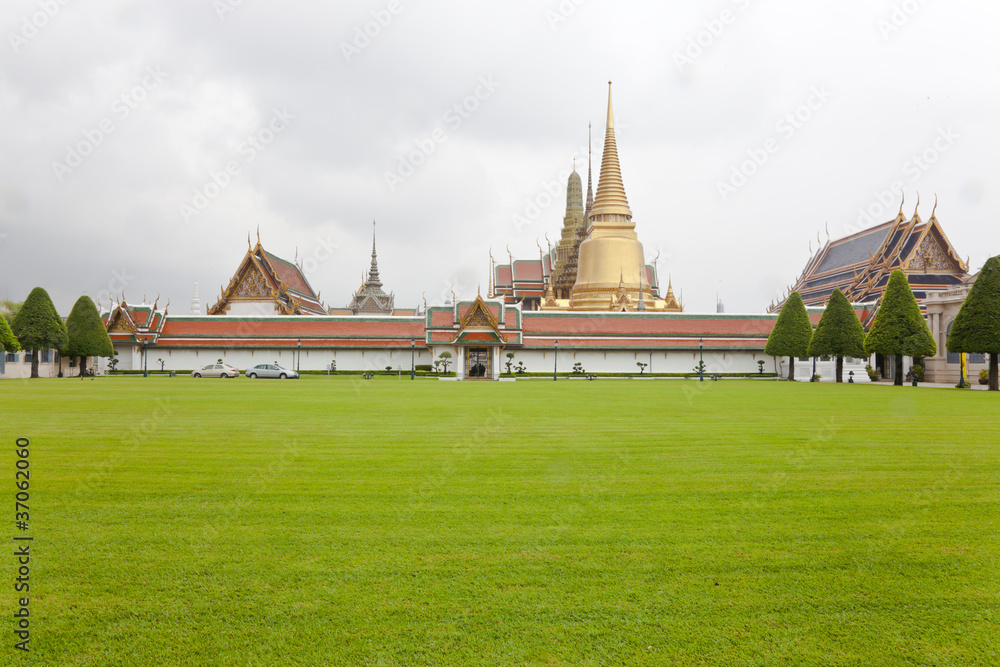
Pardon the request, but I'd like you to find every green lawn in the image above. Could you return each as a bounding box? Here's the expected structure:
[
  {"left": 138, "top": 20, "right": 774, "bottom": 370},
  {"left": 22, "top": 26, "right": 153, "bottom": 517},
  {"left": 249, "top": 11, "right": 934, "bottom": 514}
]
[{"left": 3, "top": 377, "right": 999, "bottom": 666}]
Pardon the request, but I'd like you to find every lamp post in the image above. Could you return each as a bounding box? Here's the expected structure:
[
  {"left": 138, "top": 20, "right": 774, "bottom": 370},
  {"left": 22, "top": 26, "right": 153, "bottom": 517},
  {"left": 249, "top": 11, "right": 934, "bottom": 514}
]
[
  {"left": 410, "top": 339, "right": 415, "bottom": 380},
  {"left": 553, "top": 340, "right": 558, "bottom": 381},
  {"left": 142, "top": 339, "right": 148, "bottom": 378},
  {"left": 699, "top": 338, "right": 704, "bottom": 382},
  {"left": 297, "top": 338, "right": 301, "bottom": 373}
]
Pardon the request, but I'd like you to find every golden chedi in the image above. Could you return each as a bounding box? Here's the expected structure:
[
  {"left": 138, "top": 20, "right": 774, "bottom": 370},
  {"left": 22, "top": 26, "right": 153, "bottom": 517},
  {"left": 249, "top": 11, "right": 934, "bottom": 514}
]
[{"left": 571, "top": 83, "right": 655, "bottom": 311}]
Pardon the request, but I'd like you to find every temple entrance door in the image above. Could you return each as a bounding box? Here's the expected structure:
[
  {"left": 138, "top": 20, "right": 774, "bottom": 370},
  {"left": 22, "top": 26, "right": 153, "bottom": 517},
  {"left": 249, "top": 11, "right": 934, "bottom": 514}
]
[{"left": 466, "top": 348, "right": 491, "bottom": 379}]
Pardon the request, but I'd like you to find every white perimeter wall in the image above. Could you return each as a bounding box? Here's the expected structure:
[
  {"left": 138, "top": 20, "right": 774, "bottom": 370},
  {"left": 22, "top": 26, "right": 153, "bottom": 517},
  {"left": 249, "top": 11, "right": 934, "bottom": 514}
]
[
  {"left": 483, "top": 348, "right": 772, "bottom": 375},
  {"left": 118, "top": 344, "right": 434, "bottom": 373}
]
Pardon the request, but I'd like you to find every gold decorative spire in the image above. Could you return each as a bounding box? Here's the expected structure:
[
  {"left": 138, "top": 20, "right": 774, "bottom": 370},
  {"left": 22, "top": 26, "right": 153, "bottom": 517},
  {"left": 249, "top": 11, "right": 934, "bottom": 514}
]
[
  {"left": 585, "top": 122, "right": 594, "bottom": 216},
  {"left": 589, "top": 81, "right": 633, "bottom": 224}
]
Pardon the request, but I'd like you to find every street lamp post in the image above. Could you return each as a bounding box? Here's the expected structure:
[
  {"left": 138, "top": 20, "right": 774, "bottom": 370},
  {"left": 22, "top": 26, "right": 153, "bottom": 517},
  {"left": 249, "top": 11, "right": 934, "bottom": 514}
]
[
  {"left": 410, "top": 339, "right": 415, "bottom": 380},
  {"left": 142, "top": 339, "right": 148, "bottom": 378},
  {"left": 553, "top": 340, "right": 558, "bottom": 381},
  {"left": 699, "top": 338, "right": 704, "bottom": 382},
  {"left": 297, "top": 339, "right": 301, "bottom": 373}
]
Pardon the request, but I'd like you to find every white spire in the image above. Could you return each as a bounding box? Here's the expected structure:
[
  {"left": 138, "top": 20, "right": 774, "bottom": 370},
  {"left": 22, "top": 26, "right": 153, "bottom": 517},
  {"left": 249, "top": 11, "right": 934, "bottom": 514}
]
[{"left": 191, "top": 280, "right": 201, "bottom": 315}]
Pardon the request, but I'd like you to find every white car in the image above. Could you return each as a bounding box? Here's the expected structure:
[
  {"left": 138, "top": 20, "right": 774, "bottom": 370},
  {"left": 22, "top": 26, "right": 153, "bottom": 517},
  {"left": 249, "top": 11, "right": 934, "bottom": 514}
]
[
  {"left": 245, "top": 363, "right": 299, "bottom": 379},
  {"left": 191, "top": 362, "right": 240, "bottom": 378}
]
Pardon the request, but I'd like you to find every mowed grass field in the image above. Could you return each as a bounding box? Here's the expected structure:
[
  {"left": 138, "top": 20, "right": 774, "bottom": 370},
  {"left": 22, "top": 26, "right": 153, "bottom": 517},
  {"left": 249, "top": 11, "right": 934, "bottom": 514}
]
[{"left": 3, "top": 376, "right": 999, "bottom": 666}]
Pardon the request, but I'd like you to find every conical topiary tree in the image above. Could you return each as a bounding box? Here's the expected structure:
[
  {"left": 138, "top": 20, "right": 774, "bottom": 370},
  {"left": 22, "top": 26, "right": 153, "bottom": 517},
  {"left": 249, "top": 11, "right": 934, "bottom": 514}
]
[
  {"left": 765, "top": 291, "right": 813, "bottom": 380},
  {"left": 948, "top": 256, "right": 1000, "bottom": 391},
  {"left": 65, "top": 296, "right": 114, "bottom": 377},
  {"left": 0, "top": 311, "right": 20, "bottom": 352},
  {"left": 865, "top": 270, "right": 937, "bottom": 386},
  {"left": 11, "top": 287, "right": 68, "bottom": 378},
  {"left": 808, "top": 288, "right": 867, "bottom": 383}
]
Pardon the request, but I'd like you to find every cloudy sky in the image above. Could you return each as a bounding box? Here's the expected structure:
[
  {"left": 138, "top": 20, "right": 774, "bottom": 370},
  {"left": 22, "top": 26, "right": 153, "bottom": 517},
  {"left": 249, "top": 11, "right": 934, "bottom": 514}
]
[{"left": 2, "top": 0, "right": 998, "bottom": 315}]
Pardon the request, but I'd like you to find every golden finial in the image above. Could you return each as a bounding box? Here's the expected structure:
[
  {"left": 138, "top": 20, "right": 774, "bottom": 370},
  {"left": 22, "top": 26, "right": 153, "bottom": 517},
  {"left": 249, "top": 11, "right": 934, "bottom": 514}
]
[
  {"left": 248, "top": 232, "right": 252, "bottom": 250},
  {"left": 931, "top": 193, "right": 938, "bottom": 219},
  {"left": 825, "top": 222, "right": 830, "bottom": 241},
  {"left": 898, "top": 193, "right": 905, "bottom": 218},
  {"left": 809, "top": 241, "right": 813, "bottom": 254},
  {"left": 506, "top": 244, "right": 513, "bottom": 267},
  {"left": 256, "top": 225, "right": 260, "bottom": 245},
  {"left": 422, "top": 292, "right": 427, "bottom": 312},
  {"left": 914, "top": 192, "right": 920, "bottom": 218}
]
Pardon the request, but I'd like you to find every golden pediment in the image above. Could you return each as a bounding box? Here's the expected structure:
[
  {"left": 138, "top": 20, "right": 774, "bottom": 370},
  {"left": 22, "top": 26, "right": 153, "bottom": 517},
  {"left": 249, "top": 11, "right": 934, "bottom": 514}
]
[
  {"left": 234, "top": 265, "right": 271, "bottom": 298},
  {"left": 460, "top": 295, "right": 500, "bottom": 330},
  {"left": 107, "top": 312, "right": 134, "bottom": 333}
]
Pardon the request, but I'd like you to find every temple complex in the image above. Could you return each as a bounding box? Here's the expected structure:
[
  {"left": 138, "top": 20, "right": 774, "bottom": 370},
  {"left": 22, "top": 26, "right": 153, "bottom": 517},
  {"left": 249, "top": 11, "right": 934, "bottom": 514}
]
[{"left": 22, "top": 82, "right": 974, "bottom": 386}]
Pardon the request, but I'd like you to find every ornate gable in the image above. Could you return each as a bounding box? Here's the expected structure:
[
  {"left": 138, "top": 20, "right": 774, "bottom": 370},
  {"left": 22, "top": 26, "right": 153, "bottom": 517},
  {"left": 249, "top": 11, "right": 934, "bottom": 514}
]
[
  {"left": 106, "top": 310, "right": 135, "bottom": 333},
  {"left": 233, "top": 264, "right": 273, "bottom": 298},
  {"left": 451, "top": 295, "right": 507, "bottom": 346},
  {"left": 460, "top": 295, "right": 499, "bottom": 330},
  {"left": 903, "top": 220, "right": 965, "bottom": 274},
  {"left": 209, "top": 236, "right": 326, "bottom": 316}
]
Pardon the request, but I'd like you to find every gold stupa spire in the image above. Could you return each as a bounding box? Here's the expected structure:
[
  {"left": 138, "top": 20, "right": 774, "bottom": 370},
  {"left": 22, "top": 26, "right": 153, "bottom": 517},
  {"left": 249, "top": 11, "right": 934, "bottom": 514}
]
[
  {"left": 589, "top": 81, "right": 633, "bottom": 225},
  {"left": 569, "top": 82, "right": 648, "bottom": 311}
]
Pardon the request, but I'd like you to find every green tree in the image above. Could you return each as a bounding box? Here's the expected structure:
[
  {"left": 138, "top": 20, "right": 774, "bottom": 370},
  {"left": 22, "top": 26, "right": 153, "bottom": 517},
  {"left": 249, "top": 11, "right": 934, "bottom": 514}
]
[
  {"left": 0, "top": 312, "right": 20, "bottom": 352},
  {"left": 438, "top": 351, "right": 452, "bottom": 373},
  {"left": 865, "top": 270, "right": 937, "bottom": 386},
  {"left": 64, "top": 296, "right": 114, "bottom": 377},
  {"left": 1, "top": 299, "right": 22, "bottom": 325},
  {"left": 505, "top": 352, "right": 514, "bottom": 374},
  {"left": 765, "top": 291, "right": 813, "bottom": 381},
  {"left": 10, "top": 287, "right": 68, "bottom": 378},
  {"left": 808, "top": 289, "right": 867, "bottom": 383},
  {"left": 947, "top": 256, "right": 1000, "bottom": 391}
]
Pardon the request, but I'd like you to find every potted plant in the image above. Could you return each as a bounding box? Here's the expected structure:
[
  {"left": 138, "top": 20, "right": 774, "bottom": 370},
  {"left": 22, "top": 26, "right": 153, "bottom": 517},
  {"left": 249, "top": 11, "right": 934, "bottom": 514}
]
[{"left": 979, "top": 368, "right": 990, "bottom": 385}]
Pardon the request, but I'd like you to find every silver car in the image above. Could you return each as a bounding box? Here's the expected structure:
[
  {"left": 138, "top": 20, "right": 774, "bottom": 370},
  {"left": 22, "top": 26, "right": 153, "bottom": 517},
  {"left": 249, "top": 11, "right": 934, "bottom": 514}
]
[
  {"left": 191, "top": 362, "right": 241, "bottom": 378},
  {"left": 245, "top": 363, "right": 299, "bottom": 379}
]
